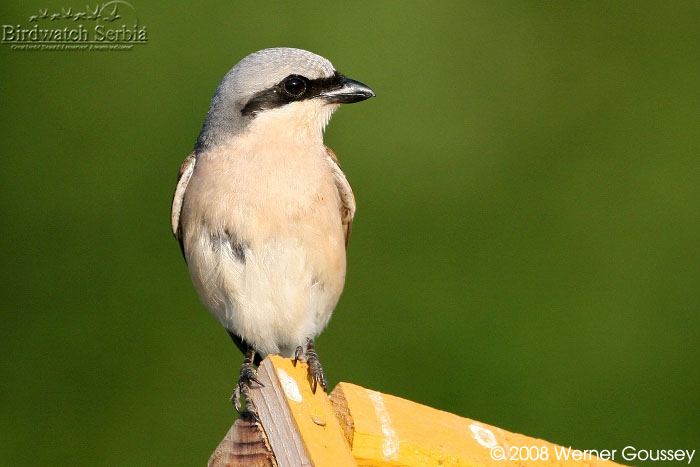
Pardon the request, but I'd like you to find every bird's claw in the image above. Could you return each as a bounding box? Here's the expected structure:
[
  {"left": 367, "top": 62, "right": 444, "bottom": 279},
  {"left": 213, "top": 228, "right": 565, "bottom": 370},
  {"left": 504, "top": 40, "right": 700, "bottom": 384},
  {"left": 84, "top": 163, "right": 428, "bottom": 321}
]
[
  {"left": 231, "top": 349, "right": 264, "bottom": 419},
  {"left": 293, "top": 345, "right": 304, "bottom": 366},
  {"left": 308, "top": 355, "right": 327, "bottom": 393},
  {"left": 301, "top": 339, "right": 327, "bottom": 393},
  {"left": 241, "top": 364, "right": 265, "bottom": 388}
]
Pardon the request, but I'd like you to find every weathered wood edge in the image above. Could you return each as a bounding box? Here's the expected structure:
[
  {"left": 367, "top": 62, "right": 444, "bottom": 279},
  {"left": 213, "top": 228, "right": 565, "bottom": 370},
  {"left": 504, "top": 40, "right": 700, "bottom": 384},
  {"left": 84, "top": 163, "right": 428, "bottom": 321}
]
[
  {"left": 328, "top": 384, "right": 354, "bottom": 447},
  {"left": 207, "top": 417, "right": 275, "bottom": 467},
  {"left": 252, "top": 358, "right": 312, "bottom": 466}
]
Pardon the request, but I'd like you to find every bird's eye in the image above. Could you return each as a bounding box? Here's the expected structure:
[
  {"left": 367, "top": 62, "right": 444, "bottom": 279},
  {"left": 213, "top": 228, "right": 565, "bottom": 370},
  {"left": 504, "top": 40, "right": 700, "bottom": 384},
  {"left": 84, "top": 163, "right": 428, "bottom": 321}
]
[{"left": 283, "top": 77, "right": 306, "bottom": 97}]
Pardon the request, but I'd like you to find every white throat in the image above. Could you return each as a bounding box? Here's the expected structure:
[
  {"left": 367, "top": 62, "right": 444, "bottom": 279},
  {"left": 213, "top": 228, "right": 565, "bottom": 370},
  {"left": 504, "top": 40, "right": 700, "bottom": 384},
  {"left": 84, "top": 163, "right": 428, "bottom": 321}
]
[{"left": 245, "top": 100, "right": 339, "bottom": 147}]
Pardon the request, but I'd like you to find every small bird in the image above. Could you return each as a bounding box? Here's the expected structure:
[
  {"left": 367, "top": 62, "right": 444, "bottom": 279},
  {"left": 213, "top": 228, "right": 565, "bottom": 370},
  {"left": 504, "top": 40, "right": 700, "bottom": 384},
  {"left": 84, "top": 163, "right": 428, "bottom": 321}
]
[{"left": 170, "top": 48, "right": 374, "bottom": 415}]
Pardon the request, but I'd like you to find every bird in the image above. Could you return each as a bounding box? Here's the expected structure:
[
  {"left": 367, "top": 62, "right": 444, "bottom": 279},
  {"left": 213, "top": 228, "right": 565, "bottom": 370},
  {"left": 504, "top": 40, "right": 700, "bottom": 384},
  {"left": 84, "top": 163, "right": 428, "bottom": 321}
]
[{"left": 170, "top": 47, "right": 375, "bottom": 416}]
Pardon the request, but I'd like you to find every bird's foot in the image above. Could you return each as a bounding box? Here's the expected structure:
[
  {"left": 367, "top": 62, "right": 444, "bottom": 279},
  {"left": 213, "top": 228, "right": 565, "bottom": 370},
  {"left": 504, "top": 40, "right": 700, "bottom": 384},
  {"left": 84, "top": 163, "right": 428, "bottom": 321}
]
[
  {"left": 231, "top": 348, "right": 264, "bottom": 421},
  {"left": 294, "top": 338, "right": 327, "bottom": 393}
]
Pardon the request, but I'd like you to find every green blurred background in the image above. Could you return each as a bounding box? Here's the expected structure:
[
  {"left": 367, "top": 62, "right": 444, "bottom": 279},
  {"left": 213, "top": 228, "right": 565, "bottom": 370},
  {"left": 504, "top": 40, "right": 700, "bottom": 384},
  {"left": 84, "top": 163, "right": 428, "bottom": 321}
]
[{"left": 1, "top": 1, "right": 698, "bottom": 465}]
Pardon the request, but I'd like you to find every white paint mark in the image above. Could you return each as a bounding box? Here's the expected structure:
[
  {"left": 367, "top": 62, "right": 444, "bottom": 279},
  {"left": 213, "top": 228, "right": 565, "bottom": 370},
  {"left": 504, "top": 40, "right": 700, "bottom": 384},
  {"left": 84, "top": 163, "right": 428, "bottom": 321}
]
[
  {"left": 277, "top": 368, "right": 302, "bottom": 402},
  {"left": 366, "top": 389, "right": 399, "bottom": 460},
  {"left": 469, "top": 423, "right": 498, "bottom": 448}
]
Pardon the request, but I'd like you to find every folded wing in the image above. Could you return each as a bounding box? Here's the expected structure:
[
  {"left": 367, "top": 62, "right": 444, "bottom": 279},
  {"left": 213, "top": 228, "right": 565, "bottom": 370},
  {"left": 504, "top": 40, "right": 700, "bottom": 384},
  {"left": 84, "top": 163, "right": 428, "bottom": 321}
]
[
  {"left": 325, "top": 146, "right": 356, "bottom": 248},
  {"left": 170, "top": 151, "right": 197, "bottom": 257}
]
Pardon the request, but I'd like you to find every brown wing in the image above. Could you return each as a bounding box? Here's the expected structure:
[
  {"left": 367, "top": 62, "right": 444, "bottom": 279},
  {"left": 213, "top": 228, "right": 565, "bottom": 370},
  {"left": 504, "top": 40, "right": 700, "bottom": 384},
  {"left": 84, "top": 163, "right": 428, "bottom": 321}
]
[
  {"left": 325, "top": 146, "right": 356, "bottom": 248},
  {"left": 170, "top": 151, "right": 196, "bottom": 257}
]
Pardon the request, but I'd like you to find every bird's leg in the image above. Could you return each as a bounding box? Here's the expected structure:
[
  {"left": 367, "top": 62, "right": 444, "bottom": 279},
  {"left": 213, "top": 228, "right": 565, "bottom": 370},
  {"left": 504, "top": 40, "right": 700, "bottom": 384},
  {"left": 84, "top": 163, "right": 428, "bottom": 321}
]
[
  {"left": 231, "top": 346, "right": 264, "bottom": 420},
  {"left": 294, "top": 338, "right": 327, "bottom": 393}
]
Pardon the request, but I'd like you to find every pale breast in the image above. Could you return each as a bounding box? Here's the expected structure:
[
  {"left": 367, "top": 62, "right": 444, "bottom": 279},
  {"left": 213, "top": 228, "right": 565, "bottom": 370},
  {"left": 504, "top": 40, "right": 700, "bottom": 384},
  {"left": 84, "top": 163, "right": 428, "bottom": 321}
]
[{"left": 182, "top": 139, "right": 347, "bottom": 293}]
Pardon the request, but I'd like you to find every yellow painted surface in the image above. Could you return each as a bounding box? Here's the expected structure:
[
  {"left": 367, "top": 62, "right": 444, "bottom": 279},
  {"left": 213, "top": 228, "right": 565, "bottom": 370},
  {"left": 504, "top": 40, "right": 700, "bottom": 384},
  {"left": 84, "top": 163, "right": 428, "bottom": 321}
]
[
  {"left": 332, "top": 382, "right": 626, "bottom": 467},
  {"left": 267, "top": 356, "right": 357, "bottom": 467}
]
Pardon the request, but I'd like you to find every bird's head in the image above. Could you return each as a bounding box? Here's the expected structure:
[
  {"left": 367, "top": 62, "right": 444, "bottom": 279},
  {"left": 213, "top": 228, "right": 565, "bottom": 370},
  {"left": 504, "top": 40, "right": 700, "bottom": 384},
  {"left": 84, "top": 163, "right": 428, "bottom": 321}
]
[{"left": 196, "top": 47, "right": 375, "bottom": 150}]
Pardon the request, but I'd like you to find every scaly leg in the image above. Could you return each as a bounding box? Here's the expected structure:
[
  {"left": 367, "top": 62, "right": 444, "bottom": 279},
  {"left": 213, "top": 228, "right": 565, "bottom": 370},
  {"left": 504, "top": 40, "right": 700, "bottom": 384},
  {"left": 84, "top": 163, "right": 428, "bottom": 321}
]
[
  {"left": 232, "top": 346, "right": 264, "bottom": 420},
  {"left": 294, "top": 338, "right": 327, "bottom": 393}
]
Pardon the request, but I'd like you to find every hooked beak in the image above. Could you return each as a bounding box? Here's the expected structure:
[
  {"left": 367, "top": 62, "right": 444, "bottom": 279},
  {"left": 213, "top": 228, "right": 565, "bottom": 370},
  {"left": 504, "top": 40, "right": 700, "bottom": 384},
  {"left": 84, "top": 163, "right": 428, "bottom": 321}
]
[{"left": 320, "top": 77, "right": 376, "bottom": 104}]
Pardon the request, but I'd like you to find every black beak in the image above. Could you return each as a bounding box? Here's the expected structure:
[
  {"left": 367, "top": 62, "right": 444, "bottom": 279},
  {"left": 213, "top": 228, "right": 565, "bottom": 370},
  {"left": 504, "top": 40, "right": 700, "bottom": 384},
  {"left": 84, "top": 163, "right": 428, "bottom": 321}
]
[{"left": 320, "top": 77, "right": 375, "bottom": 104}]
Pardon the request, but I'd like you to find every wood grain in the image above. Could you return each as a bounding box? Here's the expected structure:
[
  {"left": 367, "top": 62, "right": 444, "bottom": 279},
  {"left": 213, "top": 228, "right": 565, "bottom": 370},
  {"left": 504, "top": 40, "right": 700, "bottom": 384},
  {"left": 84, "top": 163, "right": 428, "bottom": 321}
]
[{"left": 207, "top": 417, "right": 274, "bottom": 467}]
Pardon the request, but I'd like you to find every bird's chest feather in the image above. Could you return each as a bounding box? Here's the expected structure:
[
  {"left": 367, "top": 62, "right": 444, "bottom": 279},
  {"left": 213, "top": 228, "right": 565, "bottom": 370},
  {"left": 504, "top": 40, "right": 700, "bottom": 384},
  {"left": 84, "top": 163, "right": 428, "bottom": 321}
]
[{"left": 183, "top": 133, "right": 346, "bottom": 264}]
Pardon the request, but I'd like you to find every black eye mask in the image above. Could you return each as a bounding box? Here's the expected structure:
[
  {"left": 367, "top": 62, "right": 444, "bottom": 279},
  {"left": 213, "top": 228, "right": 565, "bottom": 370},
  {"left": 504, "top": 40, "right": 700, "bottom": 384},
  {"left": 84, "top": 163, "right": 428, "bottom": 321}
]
[{"left": 241, "top": 71, "right": 346, "bottom": 116}]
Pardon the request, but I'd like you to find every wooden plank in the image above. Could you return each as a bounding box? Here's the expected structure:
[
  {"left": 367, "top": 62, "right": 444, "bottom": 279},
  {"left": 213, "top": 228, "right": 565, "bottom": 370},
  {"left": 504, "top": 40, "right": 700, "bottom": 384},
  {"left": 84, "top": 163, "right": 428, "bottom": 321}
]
[
  {"left": 330, "top": 382, "right": 627, "bottom": 467},
  {"left": 251, "top": 357, "right": 312, "bottom": 466},
  {"left": 208, "top": 418, "right": 274, "bottom": 467},
  {"left": 251, "top": 356, "right": 357, "bottom": 467}
]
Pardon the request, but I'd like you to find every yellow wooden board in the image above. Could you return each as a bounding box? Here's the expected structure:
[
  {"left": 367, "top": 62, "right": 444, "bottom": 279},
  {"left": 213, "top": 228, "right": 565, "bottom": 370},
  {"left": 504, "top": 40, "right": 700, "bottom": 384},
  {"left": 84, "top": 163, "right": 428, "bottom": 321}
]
[
  {"left": 267, "top": 356, "right": 357, "bottom": 466},
  {"left": 331, "top": 382, "right": 627, "bottom": 467}
]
